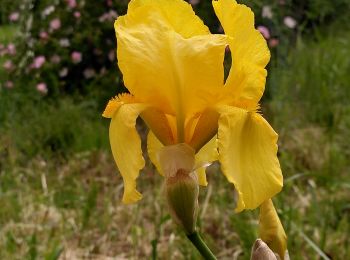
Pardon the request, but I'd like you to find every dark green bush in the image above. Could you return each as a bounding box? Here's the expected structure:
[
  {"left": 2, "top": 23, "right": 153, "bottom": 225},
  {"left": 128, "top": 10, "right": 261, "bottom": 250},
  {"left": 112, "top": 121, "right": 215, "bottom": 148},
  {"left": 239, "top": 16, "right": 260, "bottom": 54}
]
[
  {"left": 0, "top": 0, "right": 22, "bottom": 24},
  {"left": 2, "top": 0, "right": 129, "bottom": 98},
  {"left": 2, "top": 0, "right": 349, "bottom": 99}
]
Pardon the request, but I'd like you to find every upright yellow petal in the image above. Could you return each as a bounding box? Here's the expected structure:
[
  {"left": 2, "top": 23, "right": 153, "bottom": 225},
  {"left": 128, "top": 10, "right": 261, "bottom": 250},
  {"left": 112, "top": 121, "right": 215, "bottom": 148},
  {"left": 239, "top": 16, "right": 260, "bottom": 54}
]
[
  {"left": 188, "top": 109, "right": 220, "bottom": 152},
  {"left": 128, "top": 0, "right": 209, "bottom": 38},
  {"left": 115, "top": 5, "right": 227, "bottom": 118},
  {"left": 213, "top": 0, "right": 270, "bottom": 109},
  {"left": 217, "top": 106, "right": 283, "bottom": 212},
  {"left": 109, "top": 103, "right": 148, "bottom": 204},
  {"left": 259, "top": 199, "right": 288, "bottom": 259},
  {"left": 141, "top": 107, "right": 175, "bottom": 146}
]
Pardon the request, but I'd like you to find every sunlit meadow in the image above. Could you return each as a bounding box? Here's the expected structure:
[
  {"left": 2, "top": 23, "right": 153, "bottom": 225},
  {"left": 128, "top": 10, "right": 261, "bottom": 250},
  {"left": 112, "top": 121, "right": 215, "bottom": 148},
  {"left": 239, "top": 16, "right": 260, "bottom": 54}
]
[{"left": 0, "top": 0, "right": 349, "bottom": 259}]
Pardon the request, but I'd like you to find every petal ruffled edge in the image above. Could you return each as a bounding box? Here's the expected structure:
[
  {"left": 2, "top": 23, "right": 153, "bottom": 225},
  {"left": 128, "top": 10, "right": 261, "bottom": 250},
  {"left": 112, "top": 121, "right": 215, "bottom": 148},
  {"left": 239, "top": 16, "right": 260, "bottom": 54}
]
[
  {"left": 213, "top": 0, "right": 270, "bottom": 109},
  {"left": 217, "top": 105, "right": 283, "bottom": 212},
  {"left": 127, "top": 0, "right": 210, "bottom": 38}
]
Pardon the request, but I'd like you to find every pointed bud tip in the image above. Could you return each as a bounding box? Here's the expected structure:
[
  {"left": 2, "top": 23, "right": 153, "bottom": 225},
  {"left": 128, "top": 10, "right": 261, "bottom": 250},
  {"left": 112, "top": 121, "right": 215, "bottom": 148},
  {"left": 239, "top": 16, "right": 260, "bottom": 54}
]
[{"left": 251, "top": 239, "right": 278, "bottom": 260}]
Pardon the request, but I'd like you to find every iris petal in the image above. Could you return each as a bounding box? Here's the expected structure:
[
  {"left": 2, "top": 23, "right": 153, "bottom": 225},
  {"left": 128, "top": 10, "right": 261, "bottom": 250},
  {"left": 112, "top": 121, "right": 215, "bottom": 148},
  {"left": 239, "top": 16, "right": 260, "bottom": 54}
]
[
  {"left": 147, "top": 130, "right": 164, "bottom": 176},
  {"left": 195, "top": 137, "right": 219, "bottom": 186},
  {"left": 259, "top": 199, "right": 288, "bottom": 259},
  {"left": 141, "top": 107, "right": 175, "bottom": 146},
  {"left": 217, "top": 106, "right": 283, "bottom": 212},
  {"left": 189, "top": 109, "right": 220, "bottom": 152},
  {"left": 128, "top": 0, "right": 209, "bottom": 38},
  {"left": 115, "top": 5, "right": 227, "bottom": 117},
  {"left": 213, "top": 0, "right": 270, "bottom": 109},
  {"left": 109, "top": 103, "right": 148, "bottom": 203}
]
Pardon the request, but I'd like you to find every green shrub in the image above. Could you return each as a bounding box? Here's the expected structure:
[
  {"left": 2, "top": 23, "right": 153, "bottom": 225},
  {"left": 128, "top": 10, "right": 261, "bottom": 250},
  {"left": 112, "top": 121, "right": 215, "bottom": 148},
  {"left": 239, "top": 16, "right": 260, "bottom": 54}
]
[
  {"left": 0, "top": 93, "right": 109, "bottom": 163},
  {"left": 1, "top": 0, "right": 129, "bottom": 97},
  {"left": 0, "top": 0, "right": 22, "bottom": 24},
  {"left": 2, "top": 0, "right": 349, "bottom": 98}
]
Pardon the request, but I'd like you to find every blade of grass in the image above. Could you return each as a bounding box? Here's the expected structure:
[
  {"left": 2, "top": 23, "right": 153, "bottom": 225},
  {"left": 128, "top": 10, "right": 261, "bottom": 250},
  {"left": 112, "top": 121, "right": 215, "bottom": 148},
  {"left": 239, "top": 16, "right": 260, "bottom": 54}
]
[{"left": 291, "top": 222, "right": 330, "bottom": 260}]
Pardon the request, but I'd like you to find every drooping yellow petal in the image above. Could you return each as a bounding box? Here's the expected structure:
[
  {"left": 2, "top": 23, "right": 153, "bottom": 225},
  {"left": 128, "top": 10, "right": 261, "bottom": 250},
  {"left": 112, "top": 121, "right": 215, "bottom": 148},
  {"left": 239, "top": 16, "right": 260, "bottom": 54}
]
[
  {"left": 109, "top": 103, "right": 148, "bottom": 204},
  {"left": 259, "top": 199, "right": 288, "bottom": 259},
  {"left": 128, "top": 0, "right": 209, "bottom": 38},
  {"left": 115, "top": 6, "right": 227, "bottom": 118},
  {"left": 195, "top": 137, "right": 219, "bottom": 186},
  {"left": 213, "top": 0, "right": 270, "bottom": 109},
  {"left": 217, "top": 106, "right": 283, "bottom": 212}
]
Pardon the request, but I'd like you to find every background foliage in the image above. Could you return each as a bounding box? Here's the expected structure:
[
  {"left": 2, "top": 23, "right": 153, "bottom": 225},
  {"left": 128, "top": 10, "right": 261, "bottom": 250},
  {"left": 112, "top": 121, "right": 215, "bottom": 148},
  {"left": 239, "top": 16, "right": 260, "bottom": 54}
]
[{"left": 0, "top": 0, "right": 349, "bottom": 259}]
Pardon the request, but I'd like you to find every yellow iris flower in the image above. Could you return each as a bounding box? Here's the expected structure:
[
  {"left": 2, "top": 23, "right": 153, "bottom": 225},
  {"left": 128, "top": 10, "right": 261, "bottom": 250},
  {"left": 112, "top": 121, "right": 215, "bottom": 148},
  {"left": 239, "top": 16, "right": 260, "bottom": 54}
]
[{"left": 103, "top": 0, "right": 283, "bottom": 213}]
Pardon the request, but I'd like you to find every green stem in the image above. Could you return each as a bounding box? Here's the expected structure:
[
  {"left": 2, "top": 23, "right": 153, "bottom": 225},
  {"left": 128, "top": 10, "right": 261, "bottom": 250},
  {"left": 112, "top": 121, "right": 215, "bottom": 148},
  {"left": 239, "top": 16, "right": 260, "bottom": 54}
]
[{"left": 187, "top": 231, "right": 217, "bottom": 260}]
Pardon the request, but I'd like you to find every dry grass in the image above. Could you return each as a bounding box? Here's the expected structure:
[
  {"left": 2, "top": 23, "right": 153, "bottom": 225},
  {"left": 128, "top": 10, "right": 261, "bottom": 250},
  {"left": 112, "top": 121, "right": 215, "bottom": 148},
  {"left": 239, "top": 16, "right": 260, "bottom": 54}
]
[{"left": 1, "top": 135, "right": 349, "bottom": 259}]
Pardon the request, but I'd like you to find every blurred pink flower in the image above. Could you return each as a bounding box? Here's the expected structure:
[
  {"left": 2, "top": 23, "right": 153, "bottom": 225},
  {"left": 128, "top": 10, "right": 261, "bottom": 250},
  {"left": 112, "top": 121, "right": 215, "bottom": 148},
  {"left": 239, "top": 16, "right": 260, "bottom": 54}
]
[
  {"left": 74, "top": 11, "right": 81, "bottom": 19},
  {"left": 269, "top": 38, "right": 279, "bottom": 48},
  {"left": 99, "top": 10, "right": 118, "bottom": 22},
  {"left": 108, "top": 50, "right": 115, "bottom": 61},
  {"left": 40, "top": 31, "right": 49, "bottom": 40},
  {"left": 3, "top": 60, "right": 14, "bottom": 71},
  {"left": 257, "top": 25, "right": 270, "bottom": 39},
  {"left": 50, "top": 18, "right": 61, "bottom": 31},
  {"left": 7, "top": 43, "right": 16, "bottom": 55},
  {"left": 71, "top": 51, "right": 82, "bottom": 63},
  {"left": 33, "top": 56, "right": 46, "bottom": 69},
  {"left": 5, "top": 81, "right": 14, "bottom": 89},
  {"left": 66, "top": 0, "right": 77, "bottom": 8},
  {"left": 59, "top": 67, "right": 68, "bottom": 77},
  {"left": 9, "top": 12, "right": 20, "bottom": 22},
  {"left": 284, "top": 16, "right": 297, "bottom": 29},
  {"left": 189, "top": 0, "right": 200, "bottom": 5},
  {"left": 262, "top": 6, "right": 273, "bottom": 19},
  {"left": 36, "top": 82, "right": 48, "bottom": 94},
  {"left": 83, "top": 68, "right": 96, "bottom": 79},
  {"left": 51, "top": 55, "right": 61, "bottom": 64},
  {"left": 111, "top": 10, "right": 118, "bottom": 19},
  {"left": 42, "top": 6, "right": 55, "bottom": 17}
]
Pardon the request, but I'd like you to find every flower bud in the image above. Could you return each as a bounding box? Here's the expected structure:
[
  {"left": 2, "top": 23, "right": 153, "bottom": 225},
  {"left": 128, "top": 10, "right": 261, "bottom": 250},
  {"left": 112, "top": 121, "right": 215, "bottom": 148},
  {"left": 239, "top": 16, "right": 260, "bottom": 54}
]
[
  {"left": 159, "top": 143, "right": 199, "bottom": 234},
  {"left": 251, "top": 239, "right": 278, "bottom": 260},
  {"left": 165, "top": 169, "right": 199, "bottom": 234},
  {"left": 259, "top": 200, "right": 287, "bottom": 259}
]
